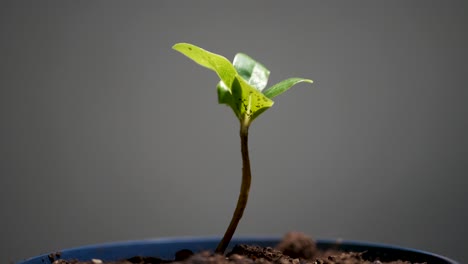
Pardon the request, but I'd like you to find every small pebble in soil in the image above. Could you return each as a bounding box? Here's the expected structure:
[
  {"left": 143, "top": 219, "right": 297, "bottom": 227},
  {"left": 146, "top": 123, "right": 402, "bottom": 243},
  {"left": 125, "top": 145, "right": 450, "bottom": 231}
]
[
  {"left": 175, "top": 249, "right": 194, "bottom": 261},
  {"left": 276, "top": 232, "right": 317, "bottom": 260}
]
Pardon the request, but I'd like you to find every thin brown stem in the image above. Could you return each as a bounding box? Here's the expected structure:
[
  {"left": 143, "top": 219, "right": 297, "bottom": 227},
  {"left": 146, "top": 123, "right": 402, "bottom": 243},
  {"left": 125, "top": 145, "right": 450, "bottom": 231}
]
[{"left": 215, "top": 123, "right": 251, "bottom": 254}]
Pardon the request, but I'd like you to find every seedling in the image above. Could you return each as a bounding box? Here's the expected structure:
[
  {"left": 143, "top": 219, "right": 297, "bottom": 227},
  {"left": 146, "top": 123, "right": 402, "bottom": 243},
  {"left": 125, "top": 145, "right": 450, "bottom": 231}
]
[{"left": 173, "top": 43, "right": 313, "bottom": 254}]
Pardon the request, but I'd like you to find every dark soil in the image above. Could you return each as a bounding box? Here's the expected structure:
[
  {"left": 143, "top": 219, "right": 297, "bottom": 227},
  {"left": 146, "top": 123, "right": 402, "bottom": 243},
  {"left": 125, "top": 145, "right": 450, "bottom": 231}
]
[{"left": 50, "top": 232, "right": 425, "bottom": 264}]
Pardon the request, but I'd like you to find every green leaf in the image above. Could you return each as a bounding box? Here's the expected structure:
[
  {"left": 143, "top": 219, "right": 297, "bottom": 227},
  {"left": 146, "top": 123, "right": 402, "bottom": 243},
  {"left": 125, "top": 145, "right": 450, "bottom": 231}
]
[
  {"left": 217, "top": 81, "right": 240, "bottom": 119},
  {"left": 263, "top": 78, "right": 313, "bottom": 99},
  {"left": 233, "top": 53, "right": 270, "bottom": 92},
  {"left": 232, "top": 76, "right": 274, "bottom": 123},
  {"left": 172, "top": 43, "right": 237, "bottom": 88},
  {"left": 174, "top": 43, "right": 274, "bottom": 124}
]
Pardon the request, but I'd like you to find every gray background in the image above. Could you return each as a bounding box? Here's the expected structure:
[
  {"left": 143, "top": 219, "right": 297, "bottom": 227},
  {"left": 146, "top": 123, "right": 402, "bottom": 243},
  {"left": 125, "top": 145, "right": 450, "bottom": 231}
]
[{"left": 1, "top": 1, "right": 467, "bottom": 263}]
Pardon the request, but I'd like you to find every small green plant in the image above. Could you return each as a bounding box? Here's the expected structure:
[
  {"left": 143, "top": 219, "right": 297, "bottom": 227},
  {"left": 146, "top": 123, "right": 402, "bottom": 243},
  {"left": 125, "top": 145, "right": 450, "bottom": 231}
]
[{"left": 173, "top": 43, "right": 313, "bottom": 254}]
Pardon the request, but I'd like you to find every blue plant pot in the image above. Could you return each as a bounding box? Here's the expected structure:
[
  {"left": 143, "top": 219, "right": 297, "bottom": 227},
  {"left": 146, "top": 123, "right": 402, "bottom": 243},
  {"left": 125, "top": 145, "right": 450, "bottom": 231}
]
[{"left": 17, "top": 236, "right": 458, "bottom": 264}]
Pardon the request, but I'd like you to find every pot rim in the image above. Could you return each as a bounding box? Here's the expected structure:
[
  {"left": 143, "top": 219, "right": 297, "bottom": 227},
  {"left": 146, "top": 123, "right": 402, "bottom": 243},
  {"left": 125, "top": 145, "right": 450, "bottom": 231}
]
[{"left": 17, "top": 236, "right": 459, "bottom": 264}]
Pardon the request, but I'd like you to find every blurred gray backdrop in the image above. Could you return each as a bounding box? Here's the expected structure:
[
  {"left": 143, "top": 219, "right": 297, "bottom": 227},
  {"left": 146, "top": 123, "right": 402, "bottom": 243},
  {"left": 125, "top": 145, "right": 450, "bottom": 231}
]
[{"left": 1, "top": 1, "right": 467, "bottom": 263}]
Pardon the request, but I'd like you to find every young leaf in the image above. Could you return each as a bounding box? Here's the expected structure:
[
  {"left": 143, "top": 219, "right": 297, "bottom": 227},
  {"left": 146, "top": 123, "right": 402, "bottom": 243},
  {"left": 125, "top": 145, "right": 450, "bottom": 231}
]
[
  {"left": 172, "top": 43, "right": 237, "bottom": 89},
  {"left": 232, "top": 76, "right": 274, "bottom": 123},
  {"left": 173, "top": 43, "right": 274, "bottom": 124},
  {"left": 217, "top": 81, "right": 241, "bottom": 119},
  {"left": 263, "top": 78, "right": 313, "bottom": 99},
  {"left": 233, "top": 53, "right": 270, "bottom": 92}
]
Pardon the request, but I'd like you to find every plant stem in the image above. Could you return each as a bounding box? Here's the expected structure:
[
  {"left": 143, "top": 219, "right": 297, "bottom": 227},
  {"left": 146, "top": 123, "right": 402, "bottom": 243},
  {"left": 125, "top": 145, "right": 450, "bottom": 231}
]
[{"left": 215, "top": 122, "right": 252, "bottom": 254}]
